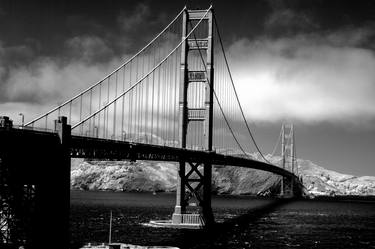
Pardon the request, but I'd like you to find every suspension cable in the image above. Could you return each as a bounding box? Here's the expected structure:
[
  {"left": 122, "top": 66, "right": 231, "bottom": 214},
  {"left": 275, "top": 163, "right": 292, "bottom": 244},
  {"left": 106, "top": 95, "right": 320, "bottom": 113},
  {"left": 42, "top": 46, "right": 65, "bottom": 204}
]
[
  {"left": 188, "top": 21, "right": 249, "bottom": 157},
  {"left": 72, "top": 6, "right": 212, "bottom": 130},
  {"left": 213, "top": 13, "right": 270, "bottom": 163},
  {"left": 25, "top": 6, "right": 187, "bottom": 127}
]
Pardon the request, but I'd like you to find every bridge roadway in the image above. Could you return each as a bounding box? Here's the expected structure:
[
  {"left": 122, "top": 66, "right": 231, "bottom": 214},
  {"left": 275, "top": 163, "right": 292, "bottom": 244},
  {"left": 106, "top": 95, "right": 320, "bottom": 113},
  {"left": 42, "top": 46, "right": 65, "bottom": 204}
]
[
  {"left": 1, "top": 126, "right": 298, "bottom": 181},
  {"left": 71, "top": 134, "right": 299, "bottom": 179}
]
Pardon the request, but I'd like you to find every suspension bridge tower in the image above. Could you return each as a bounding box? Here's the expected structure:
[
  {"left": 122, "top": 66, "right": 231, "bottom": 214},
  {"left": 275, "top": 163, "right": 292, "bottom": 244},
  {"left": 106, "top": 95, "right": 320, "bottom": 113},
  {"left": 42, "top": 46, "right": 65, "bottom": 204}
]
[
  {"left": 280, "top": 123, "right": 297, "bottom": 197},
  {"left": 172, "top": 7, "right": 215, "bottom": 227}
]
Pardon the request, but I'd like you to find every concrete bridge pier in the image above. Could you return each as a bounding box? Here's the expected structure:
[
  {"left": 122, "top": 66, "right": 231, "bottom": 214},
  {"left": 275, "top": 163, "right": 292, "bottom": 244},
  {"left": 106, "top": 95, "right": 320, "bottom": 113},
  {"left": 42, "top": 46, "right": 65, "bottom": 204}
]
[
  {"left": 280, "top": 176, "right": 295, "bottom": 198},
  {"left": 172, "top": 160, "right": 214, "bottom": 228}
]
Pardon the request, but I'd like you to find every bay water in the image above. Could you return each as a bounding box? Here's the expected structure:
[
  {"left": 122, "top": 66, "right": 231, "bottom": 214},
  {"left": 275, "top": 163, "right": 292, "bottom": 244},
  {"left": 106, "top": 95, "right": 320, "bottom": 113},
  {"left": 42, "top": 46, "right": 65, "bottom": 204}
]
[{"left": 70, "top": 190, "right": 375, "bottom": 248}]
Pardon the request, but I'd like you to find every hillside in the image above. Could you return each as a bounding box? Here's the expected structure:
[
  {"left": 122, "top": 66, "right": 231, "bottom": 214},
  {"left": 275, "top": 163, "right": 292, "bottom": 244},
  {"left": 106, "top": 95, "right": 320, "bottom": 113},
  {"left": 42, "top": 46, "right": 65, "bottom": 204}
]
[
  {"left": 296, "top": 158, "right": 375, "bottom": 196},
  {"left": 71, "top": 154, "right": 375, "bottom": 196}
]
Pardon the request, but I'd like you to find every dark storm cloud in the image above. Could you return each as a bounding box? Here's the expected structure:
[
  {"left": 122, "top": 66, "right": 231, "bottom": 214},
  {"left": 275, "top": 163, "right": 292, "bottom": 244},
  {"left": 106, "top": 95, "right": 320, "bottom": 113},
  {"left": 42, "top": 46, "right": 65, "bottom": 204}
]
[
  {"left": 264, "top": 1, "right": 319, "bottom": 35},
  {"left": 0, "top": 0, "right": 375, "bottom": 176},
  {"left": 0, "top": 6, "right": 5, "bottom": 17},
  {"left": 115, "top": 3, "right": 169, "bottom": 52},
  {"left": 0, "top": 43, "right": 34, "bottom": 66},
  {"left": 65, "top": 15, "right": 106, "bottom": 35},
  {"left": 117, "top": 3, "right": 151, "bottom": 32},
  {"left": 1, "top": 0, "right": 375, "bottom": 128},
  {"left": 0, "top": 1, "right": 173, "bottom": 120},
  {"left": 117, "top": 3, "right": 168, "bottom": 31},
  {"left": 0, "top": 42, "right": 36, "bottom": 102},
  {"left": 65, "top": 35, "right": 115, "bottom": 63}
]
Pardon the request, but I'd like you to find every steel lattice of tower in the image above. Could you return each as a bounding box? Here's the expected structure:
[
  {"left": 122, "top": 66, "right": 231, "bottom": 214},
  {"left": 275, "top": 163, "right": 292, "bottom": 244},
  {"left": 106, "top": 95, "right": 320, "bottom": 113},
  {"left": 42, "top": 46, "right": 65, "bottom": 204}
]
[
  {"left": 280, "top": 123, "right": 297, "bottom": 196},
  {"left": 172, "top": 8, "right": 215, "bottom": 227}
]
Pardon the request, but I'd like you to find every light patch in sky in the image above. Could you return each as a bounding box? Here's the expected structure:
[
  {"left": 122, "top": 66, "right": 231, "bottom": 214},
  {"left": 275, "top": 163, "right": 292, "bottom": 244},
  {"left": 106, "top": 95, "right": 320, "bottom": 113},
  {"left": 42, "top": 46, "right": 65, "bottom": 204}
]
[
  {"left": 0, "top": 36, "right": 125, "bottom": 121},
  {"left": 228, "top": 27, "right": 375, "bottom": 127}
]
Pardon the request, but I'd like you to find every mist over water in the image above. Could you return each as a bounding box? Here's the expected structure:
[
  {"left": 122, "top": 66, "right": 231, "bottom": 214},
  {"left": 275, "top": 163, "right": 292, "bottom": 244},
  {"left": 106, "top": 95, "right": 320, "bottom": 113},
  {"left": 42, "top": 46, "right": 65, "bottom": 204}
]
[{"left": 70, "top": 190, "right": 375, "bottom": 249}]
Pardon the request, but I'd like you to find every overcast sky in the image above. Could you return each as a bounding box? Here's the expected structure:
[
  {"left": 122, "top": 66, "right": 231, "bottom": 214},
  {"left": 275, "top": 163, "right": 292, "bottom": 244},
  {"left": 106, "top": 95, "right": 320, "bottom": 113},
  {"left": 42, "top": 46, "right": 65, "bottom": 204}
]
[{"left": 0, "top": 0, "right": 374, "bottom": 176}]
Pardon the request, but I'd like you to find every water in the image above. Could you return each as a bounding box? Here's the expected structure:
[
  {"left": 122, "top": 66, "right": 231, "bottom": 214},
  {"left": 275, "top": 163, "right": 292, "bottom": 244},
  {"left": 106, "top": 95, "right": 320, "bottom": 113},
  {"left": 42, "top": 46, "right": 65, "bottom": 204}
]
[{"left": 70, "top": 190, "right": 375, "bottom": 248}]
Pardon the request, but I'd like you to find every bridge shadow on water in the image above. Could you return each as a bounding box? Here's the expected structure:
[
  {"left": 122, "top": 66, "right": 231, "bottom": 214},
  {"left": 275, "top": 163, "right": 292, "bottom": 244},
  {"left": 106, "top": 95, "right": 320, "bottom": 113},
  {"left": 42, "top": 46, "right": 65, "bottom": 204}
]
[{"left": 174, "top": 198, "right": 293, "bottom": 249}]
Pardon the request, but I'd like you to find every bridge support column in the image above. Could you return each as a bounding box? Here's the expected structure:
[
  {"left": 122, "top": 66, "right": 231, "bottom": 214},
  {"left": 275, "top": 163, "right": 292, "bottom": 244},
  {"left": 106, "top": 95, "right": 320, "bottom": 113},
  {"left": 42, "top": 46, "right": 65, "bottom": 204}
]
[
  {"left": 281, "top": 176, "right": 295, "bottom": 198},
  {"left": 170, "top": 7, "right": 215, "bottom": 228},
  {"left": 171, "top": 160, "right": 214, "bottom": 228},
  {"left": 279, "top": 123, "right": 297, "bottom": 198},
  {"left": 172, "top": 161, "right": 186, "bottom": 224},
  {"left": 202, "top": 162, "right": 214, "bottom": 224}
]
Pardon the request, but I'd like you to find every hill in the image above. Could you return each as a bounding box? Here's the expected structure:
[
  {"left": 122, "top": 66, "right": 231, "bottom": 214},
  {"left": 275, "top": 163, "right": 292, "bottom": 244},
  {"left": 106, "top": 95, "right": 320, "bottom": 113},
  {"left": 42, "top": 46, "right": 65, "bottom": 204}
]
[{"left": 71, "top": 153, "right": 375, "bottom": 196}]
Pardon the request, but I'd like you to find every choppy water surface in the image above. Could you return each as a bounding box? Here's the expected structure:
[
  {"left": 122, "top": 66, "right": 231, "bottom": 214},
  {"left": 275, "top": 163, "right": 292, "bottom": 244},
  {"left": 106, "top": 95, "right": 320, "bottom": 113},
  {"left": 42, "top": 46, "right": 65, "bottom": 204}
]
[{"left": 70, "top": 190, "right": 375, "bottom": 248}]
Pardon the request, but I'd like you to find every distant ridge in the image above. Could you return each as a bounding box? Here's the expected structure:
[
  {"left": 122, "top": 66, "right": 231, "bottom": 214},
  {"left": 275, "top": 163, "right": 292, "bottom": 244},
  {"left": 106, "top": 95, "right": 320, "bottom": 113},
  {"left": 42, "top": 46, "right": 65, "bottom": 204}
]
[{"left": 71, "top": 154, "right": 375, "bottom": 196}]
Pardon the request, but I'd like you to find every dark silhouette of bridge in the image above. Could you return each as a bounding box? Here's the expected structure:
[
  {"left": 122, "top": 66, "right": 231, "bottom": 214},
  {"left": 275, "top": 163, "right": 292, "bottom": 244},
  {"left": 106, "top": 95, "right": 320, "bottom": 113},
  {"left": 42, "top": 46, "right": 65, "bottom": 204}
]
[{"left": 0, "top": 6, "right": 304, "bottom": 249}]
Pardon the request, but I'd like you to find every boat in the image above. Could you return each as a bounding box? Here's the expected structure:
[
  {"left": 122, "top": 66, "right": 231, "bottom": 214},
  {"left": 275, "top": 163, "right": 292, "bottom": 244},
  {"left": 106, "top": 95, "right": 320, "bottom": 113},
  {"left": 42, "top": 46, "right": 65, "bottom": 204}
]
[
  {"left": 80, "top": 242, "right": 179, "bottom": 249},
  {"left": 79, "top": 210, "right": 180, "bottom": 249}
]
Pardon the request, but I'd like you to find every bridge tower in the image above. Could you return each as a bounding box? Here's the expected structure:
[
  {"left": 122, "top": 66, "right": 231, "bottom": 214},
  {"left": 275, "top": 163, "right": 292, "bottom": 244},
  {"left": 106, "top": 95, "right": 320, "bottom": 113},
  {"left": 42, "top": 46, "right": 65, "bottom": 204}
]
[
  {"left": 280, "top": 123, "right": 296, "bottom": 197},
  {"left": 172, "top": 7, "right": 215, "bottom": 227}
]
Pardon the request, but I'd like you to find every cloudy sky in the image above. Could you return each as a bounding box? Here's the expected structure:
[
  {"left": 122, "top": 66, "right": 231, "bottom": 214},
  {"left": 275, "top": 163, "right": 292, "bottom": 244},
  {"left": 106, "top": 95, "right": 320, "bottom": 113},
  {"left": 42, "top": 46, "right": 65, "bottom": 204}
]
[{"left": 1, "top": 0, "right": 374, "bottom": 176}]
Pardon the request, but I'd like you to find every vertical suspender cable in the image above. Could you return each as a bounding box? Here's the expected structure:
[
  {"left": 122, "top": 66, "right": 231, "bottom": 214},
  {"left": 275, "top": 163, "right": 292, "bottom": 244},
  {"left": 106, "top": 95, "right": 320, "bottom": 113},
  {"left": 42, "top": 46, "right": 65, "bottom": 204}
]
[
  {"left": 71, "top": 8, "right": 210, "bottom": 134},
  {"left": 121, "top": 66, "right": 125, "bottom": 140},
  {"left": 145, "top": 49, "right": 151, "bottom": 143},
  {"left": 98, "top": 83, "right": 102, "bottom": 137},
  {"left": 113, "top": 72, "right": 118, "bottom": 139},
  {"left": 156, "top": 46, "right": 161, "bottom": 143},
  {"left": 140, "top": 54, "right": 145, "bottom": 139},
  {"left": 89, "top": 89, "right": 93, "bottom": 135},
  {"left": 106, "top": 77, "right": 110, "bottom": 138},
  {"left": 214, "top": 14, "right": 270, "bottom": 163},
  {"left": 151, "top": 45, "right": 156, "bottom": 144},
  {"left": 129, "top": 61, "right": 133, "bottom": 140},
  {"left": 79, "top": 94, "right": 83, "bottom": 135},
  {"left": 69, "top": 101, "right": 72, "bottom": 126}
]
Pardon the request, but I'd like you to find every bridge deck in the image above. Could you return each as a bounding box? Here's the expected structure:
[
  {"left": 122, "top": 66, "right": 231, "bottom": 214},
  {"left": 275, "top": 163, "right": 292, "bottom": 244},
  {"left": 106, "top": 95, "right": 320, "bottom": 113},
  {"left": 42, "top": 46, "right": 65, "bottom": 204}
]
[
  {"left": 71, "top": 135, "right": 297, "bottom": 178},
  {"left": 0, "top": 127, "right": 297, "bottom": 180}
]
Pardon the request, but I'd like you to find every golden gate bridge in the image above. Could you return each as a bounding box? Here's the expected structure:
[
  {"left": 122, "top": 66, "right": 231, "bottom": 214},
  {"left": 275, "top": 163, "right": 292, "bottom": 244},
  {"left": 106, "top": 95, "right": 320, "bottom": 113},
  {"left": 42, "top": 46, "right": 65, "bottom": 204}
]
[{"left": 0, "top": 6, "right": 304, "bottom": 249}]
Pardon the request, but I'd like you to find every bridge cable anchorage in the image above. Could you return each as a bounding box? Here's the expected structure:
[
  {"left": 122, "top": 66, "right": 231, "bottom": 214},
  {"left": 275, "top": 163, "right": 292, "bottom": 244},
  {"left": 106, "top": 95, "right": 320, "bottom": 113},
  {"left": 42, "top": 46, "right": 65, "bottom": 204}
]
[
  {"left": 188, "top": 21, "right": 249, "bottom": 158},
  {"left": 71, "top": 6, "right": 212, "bottom": 130},
  {"left": 213, "top": 14, "right": 271, "bottom": 164},
  {"left": 24, "top": 6, "right": 187, "bottom": 127}
]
